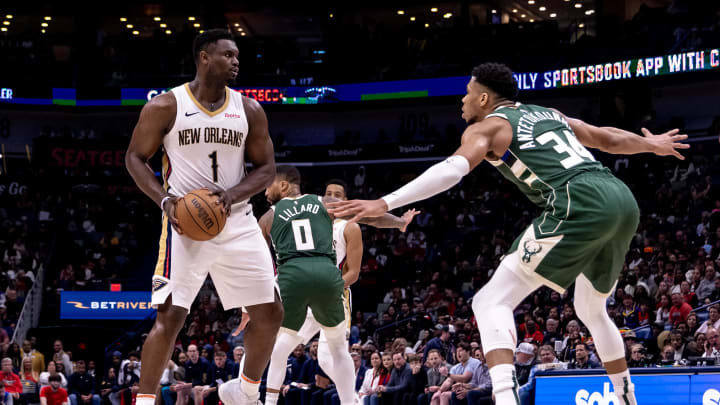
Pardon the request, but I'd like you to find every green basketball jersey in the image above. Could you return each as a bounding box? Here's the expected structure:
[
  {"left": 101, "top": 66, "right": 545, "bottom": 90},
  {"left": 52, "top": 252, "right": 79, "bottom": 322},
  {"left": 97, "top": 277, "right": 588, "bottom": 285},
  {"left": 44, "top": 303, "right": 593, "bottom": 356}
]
[
  {"left": 486, "top": 102, "right": 605, "bottom": 208},
  {"left": 270, "top": 194, "right": 336, "bottom": 264}
]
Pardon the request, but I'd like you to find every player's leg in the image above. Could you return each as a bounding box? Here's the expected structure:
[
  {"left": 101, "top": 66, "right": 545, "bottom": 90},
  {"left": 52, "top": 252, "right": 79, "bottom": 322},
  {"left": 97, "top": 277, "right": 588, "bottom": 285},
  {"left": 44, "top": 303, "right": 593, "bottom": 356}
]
[
  {"left": 471, "top": 253, "right": 543, "bottom": 405},
  {"left": 317, "top": 288, "right": 351, "bottom": 380},
  {"left": 312, "top": 263, "right": 354, "bottom": 405},
  {"left": 265, "top": 309, "right": 321, "bottom": 405},
  {"left": 573, "top": 275, "right": 636, "bottom": 405},
  {"left": 138, "top": 218, "right": 207, "bottom": 405},
  {"left": 137, "top": 296, "right": 187, "bottom": 396}
]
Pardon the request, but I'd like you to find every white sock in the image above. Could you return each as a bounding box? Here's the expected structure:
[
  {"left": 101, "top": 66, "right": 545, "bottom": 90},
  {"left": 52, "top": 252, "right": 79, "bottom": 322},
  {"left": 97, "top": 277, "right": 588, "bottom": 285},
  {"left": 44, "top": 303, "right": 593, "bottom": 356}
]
[
  {"left": 608, "top": 369, "right": 636, "bottom": 405},
  {"left": 489, "top": 364, "right": 520, "bottom": 405},
  {"left": 136, "top": 394, "right": 155, "bottom": 405},
  {"left": 265, "top": 392, "right": 279, "bottom": 405},
  {"left": 240, "top": 373, "right": 260, "bottom": 399}
]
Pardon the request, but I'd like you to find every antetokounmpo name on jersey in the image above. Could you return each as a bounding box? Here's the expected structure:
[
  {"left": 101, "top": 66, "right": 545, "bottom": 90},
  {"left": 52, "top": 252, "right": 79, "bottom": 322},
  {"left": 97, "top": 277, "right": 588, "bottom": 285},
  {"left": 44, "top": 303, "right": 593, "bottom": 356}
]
[
  {"left": 277, "top": 203, "right": 321, "bottom": 221},
  {"left": 178, "top": 127, "right": 245, "bottom": 148},
  {"left": 517, "top": 110, "right": 570, "bottom": 150}
]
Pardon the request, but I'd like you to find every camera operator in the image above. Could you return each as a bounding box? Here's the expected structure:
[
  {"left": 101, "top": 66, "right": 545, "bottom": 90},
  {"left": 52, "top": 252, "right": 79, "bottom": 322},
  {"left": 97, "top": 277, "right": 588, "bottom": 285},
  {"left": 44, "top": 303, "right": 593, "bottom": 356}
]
[{"left": 627, "top": 344, "right": 651, "bottom": 368}]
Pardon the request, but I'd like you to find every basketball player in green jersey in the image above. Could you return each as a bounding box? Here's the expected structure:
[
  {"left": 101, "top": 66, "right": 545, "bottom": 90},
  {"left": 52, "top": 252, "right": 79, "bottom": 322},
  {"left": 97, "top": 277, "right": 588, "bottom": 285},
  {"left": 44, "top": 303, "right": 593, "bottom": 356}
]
[
  {"left": 255, "top": 166, "right": 415, "bottom": 405},
  {"left": 329, "top": 63, "right": 689, "bottom": 405}
]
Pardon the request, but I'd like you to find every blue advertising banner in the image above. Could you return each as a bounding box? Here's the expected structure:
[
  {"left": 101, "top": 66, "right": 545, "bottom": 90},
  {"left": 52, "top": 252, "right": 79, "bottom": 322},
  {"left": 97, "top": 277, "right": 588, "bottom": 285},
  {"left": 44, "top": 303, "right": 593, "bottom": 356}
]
[
  {"left": 536, "top": 370, "right": 720, "bottom": 405},
  {"left": 60, "top": 291, "right": 154, "bottom": 320}
]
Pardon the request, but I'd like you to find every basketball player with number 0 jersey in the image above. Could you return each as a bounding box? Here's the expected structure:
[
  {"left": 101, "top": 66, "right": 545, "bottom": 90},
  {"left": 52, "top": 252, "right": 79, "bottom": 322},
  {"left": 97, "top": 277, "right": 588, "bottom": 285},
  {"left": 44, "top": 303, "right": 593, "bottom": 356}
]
[{"left": 126, "top": 29, "right": 282, "bottom": 405}]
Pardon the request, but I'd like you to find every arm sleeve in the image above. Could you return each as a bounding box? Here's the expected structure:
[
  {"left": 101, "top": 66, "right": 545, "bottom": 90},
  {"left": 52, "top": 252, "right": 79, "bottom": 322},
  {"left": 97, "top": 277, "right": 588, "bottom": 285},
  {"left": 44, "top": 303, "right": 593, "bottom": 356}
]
[{"left": 381, "top": 156, "right": 470, "bottom": 211}]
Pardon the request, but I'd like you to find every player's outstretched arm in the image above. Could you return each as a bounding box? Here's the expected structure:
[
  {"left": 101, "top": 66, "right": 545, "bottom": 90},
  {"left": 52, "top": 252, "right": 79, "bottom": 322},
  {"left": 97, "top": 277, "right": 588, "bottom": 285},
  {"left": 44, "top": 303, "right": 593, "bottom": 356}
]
[
  {"left": 219, "top": 98, "right": 276, "bottom": 209},
  {"left": 321, "top": 196, "right": 418, "bottom": 231},
  {"left": 327, "top": 120, "right": 496, "bottom": 222},
  {"left": 342, "top": 222, "right": 362, "bottom": 288},
  {"left": 567, "top": 116, "right": 689, "bottom": 159}
]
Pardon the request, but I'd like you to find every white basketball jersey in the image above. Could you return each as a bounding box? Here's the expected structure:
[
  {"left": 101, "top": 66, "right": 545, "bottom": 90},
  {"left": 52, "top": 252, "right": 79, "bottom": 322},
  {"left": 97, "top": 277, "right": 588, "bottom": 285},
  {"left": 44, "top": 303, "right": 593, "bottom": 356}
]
[
  {"left": 333, "top": 219, "right": 348, "bottom": 269},
  {"left": 162, "top": 83, "right": 249, "bottom": 204}
]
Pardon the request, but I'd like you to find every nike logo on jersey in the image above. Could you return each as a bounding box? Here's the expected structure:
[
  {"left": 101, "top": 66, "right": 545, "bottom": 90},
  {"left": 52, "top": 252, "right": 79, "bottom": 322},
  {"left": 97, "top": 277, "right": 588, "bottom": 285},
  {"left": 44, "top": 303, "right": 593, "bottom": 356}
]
[{"left": 185, "top": 112, "right": 200, "bottom": 117}]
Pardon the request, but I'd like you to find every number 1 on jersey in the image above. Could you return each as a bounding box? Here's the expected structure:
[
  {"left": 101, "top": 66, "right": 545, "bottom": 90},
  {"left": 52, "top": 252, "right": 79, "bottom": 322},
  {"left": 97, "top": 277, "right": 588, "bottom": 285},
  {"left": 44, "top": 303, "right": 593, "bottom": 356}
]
[
  {"left": 291, "top": 219, "right": 315, "bottom": 250},
  {"left": 208, "top": 150, "right": 218, "bottom": 182}
]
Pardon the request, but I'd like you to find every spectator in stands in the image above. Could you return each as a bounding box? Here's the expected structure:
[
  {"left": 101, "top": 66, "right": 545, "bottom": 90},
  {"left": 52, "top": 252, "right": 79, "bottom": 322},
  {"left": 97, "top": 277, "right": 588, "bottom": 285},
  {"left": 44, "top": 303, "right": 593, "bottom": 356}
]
[
  {"left": 52, "top": 342, "right": 72, "bottom": 377},
  {"left": 67, "top": 360, "right": 99, "bottom": 405},
  {"left": 669, "top": 331, "right": 688, "bottom": 361},
  {"left": 702, "top": 328, "right": 720, "bottom": 360},
  {"left": 6, "top": 344, "right": 21, "bottom": 373},
  {"left": 669, "top": 290, "right": 693, "bottom": 327},
  {"left": 518, "top": 345, "right": 557, "bottom": 405},
  {"left": 431, "top": 343, "right": 479, "bottom": 405},
  {"left": 402, "top": 354, "right": 427, "bottom": 405},
  {"left": 423, "top": 327, "right": 451, "bottom": 362},
  {"left": 452, "top": 347, "right": 492, "bottom": 405},
  {"left": 358, "top": 352, "right": 390, "bottom": 405},
  {"left": 697, "top": 266, "right": 718, "bottom": 301},
  {"left": 117, "top": 352, "right": 140, "bottom": 389},
  {"left": 621, "top": 294, "right": 640, "bottom": 328},
  {"left": 352, "top": 352, "right": 368, "bottom": 394},
  {"left": 659, "top": 344, "right": 676, "bottom": 366},
  {"left": 513, "top": 343, "right": 537, "bottom": 385},
  {"left": 98, "top": 367, "right": 119, "bottom": 405},
  {"left": 680, "top": 281, "right": 698, "bottom": 307},
  {"left": 697, "top": 305, "right": 720, "bottom": 335},
  {"left": 687, "top": 313, "right": 700, "bottom": 336},
  {"left": 627, "top": 344, "right": 651, "bottom": 368},
  {"left": 541, "top": 318, "right": 562, "bottom": 347},
  {"left": 40, "top": 375, "right": 68, "bottom": 405},
  {"left": 656, "top": 294, "right": 672, "bottom": 327},
  {"left": 520, "top": 320, "right": 543, "bottom": 346},
  {"left": 19, "top": 357, "right": 38, "bottom": 405},
  {"left": 196, "top": 351, "right": 233, "bottom": 405},
  {"left": 1, "top": 358, "right": 22, "bottom": 403},
  {"left": 231, "top": 346, "right": 244, "bottom": 378},
  {"left": 175, "top": 345, "right": 208, "bottom": 405},
  {"left": 374, "top": 351, "right": 411, "bottom": 405},
  {"left": 20, "top": 340, "right": 45, "bottom": 375},
  {"left": 568, "top": 343, "right": 599, "bottom": 370},
  {"left": 39, "top": 362, "right": 67, "bottom": 390}
]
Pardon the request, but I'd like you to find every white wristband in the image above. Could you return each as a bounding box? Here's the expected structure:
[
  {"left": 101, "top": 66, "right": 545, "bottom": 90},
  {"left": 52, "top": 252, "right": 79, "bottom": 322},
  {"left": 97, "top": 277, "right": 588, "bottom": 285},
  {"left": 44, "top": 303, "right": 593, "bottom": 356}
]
[
  {"left": 160, "top": 196, "right": 171, "bottom": 211},
  {"left": 381, "top": 155, "right": 470, "bottom": 211}
]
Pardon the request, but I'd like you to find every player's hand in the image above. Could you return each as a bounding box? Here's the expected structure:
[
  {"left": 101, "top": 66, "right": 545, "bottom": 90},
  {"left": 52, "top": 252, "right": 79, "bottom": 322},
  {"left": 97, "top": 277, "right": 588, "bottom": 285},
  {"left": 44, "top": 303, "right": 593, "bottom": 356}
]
[
  {"left": 232, "top": 310, "right": 251, "bottom": 336},
  {"left": 163, "top": 196, "right": 184, "bottom": 234},
  {"left": 327, "top": 199, "right": 388, "bottom": 223},
  {"left": 641, "top": 128, "right": 690, "bottom": 160},
  {"left": 282, "top": 385, "right": 291, "bottom": 396},
  {"left": 211, "top": 188, "right": 233, "bottom": 216},
  {"left": 399, "top": 209, "right": 420, "bottom": 232}
]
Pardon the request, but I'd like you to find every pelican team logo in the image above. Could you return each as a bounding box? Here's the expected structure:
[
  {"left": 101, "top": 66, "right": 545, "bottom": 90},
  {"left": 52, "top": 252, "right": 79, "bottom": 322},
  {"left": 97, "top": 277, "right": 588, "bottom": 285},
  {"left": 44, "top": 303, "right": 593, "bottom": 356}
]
[
  {"left": 705, "top": 389, "right": 720, "bottom": 405},
  {"left": 152, "top": 277, "right": 168, "bottom": 292},
  {"left": 522, "top": 240, "right": 542, "bottom": 263}
]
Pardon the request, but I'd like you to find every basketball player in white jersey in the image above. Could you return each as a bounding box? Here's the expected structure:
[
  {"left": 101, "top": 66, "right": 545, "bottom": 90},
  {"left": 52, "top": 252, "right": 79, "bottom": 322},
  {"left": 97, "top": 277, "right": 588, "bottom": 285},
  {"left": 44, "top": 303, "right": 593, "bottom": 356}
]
[{"left": 125, "top": 29, "right": 282, "bottom": 405}]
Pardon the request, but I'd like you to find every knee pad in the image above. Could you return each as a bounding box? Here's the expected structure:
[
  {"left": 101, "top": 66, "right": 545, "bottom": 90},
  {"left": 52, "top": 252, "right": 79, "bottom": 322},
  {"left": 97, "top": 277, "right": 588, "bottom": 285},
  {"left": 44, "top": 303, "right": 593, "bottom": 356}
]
[{"left": 574, "top": 275, "right": 625, "bottom": 361}]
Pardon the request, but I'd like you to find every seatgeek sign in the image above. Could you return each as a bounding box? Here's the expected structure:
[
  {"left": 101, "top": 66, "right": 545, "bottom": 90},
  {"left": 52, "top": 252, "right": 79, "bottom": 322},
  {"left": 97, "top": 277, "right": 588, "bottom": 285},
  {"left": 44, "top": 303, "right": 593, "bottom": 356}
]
[
  {"left": 535, "top": 371, "right": 720, "bottom": 405},
  {"left": 60, "top": 291, "right": 155, "bottom": 320}
]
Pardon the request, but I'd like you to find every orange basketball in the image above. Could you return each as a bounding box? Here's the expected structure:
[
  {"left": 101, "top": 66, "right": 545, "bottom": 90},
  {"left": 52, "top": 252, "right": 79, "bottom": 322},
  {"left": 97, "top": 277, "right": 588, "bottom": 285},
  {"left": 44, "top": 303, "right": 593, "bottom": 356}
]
[{"left": 175, "top": 188, "right": 227, "bottom": 241}]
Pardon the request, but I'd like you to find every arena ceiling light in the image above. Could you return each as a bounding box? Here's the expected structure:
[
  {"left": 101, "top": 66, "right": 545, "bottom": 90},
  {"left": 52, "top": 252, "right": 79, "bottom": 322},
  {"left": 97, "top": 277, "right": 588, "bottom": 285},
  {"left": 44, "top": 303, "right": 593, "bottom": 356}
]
[
  {"left": 550, "top": 12, "right": 557, "bottom": 17},
  {"left": 41, "top": 29, "right": 45, "bottom": 33},
  {"left": 126, "top": 24, "right": 133, "bottom": 28},
  {"left": 578, "top": 23, "right": 585, "bottom": 27},
  {"left": 397, "top": 10, "right": 405, "bottom": 15},
  {"left": 430, "top": 7, "right": 438, "bottom": 12},
  {"left": 0, "top": 27, "right": 7, "bottom": 32},
  {"left": 520, "top": 14, "right": 526, "bottom": 18},
  {"left": 44, "top": 16, "right": 51, "bottom": 21},
  {"left": 188, "top": 16, "right": 196, "bottom": 21},
  {"left": 528, "top": 0, "right": 535, "bottom": 4},
  {"left": 585, "top": 9, "right": 595, "bottom": 15},
  {"left": 240, "top": 32, "right": 246, "bottom": 36},
  {"left": 410, "top": 16, "right": 416, "bottom": 21},
  {"left": 575, "top": 3, "right": 582, "bottom": 8},
  {"left": 165, "top": 29, "right": 171, "bottom": 34},
  {"left": 153, "top": 17, "right": 161, "bottom": 21},
  {"left": 41, "top": 22, "right": 48, "bottom": 27},
  {"left": 193, "top": 23, "right": 200, "bottom": 27},
  {"left": 443, "top": 12, "right": 452, "bottom": 18},
  {"left": 329, "top": 13, "right": 334, "bottom": 18},
  {"left": 492, "top": 9, "right": 497, "bottom": 13},
  {"left": 2, "top": 21, "right": 9, "bottom": 26},
  {"left": 119, "top": 17, "right": 127, "bottom": 22},
  {"left": 424, "top": 23, "right": 429, "bottom": 27},
  {"left": 160, "top": 23, "right": 167, "bottom": 28},
  {"left": 234, "top": 23, "right": 239, "bottom": 27},
  {"left": 512, "top": 9, "right": 518, "bottom": 13},
  {"left": 5, "top": 15, "right": 12, "bottom": 19},
  {"left": 539, "top": 6, "right": 546, "bottom": 11},
  {"left": 132, "top": 30, "right": 139, "bottom": 35}
]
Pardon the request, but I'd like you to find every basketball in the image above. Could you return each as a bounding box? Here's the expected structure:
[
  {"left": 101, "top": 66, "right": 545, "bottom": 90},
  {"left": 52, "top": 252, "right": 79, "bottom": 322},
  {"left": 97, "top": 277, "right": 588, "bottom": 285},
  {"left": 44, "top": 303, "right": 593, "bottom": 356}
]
[{"left": 175, "top": 188, "right": 227, "bottom": 241}]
